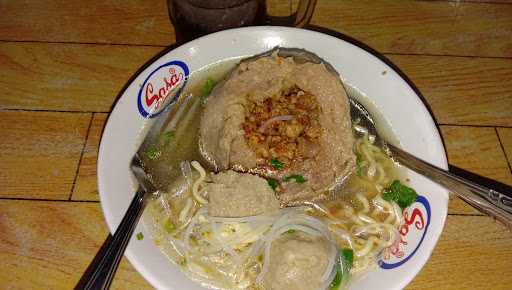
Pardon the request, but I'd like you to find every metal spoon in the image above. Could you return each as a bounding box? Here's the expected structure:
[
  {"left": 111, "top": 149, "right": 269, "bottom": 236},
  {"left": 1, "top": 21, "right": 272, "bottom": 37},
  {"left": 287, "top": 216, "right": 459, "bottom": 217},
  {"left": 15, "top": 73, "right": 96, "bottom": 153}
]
[
  {"left": 346, "top": 89, "right": 512, "bottom": 230},
  {"left": 75, "top": 93, "right": 196, "bottom": 290}
]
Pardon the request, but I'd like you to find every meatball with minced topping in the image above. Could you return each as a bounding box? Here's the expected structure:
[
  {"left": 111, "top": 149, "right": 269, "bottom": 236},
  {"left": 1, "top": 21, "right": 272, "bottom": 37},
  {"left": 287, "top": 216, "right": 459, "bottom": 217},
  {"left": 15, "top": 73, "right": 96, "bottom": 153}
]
[{"left": 199, "top": 49, "right": 356, "bottom": 203}]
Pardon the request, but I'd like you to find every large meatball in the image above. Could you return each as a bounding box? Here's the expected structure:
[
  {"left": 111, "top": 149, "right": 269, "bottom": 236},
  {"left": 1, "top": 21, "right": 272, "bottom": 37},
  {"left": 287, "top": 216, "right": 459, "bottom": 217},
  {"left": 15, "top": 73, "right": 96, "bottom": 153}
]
[
  {"left": 199, "top": 49, "right": 356, "bottom": 203},
  {"left": 206, "top": 170, "right": 280, "bottom": 217}
]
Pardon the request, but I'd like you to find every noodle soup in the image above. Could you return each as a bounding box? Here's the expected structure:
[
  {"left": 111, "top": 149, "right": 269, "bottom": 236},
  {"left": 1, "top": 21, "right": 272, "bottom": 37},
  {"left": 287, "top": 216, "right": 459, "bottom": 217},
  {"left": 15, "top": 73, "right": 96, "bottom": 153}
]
[{"left": 141, "top": 51, "right": 417, "bottom": 290}]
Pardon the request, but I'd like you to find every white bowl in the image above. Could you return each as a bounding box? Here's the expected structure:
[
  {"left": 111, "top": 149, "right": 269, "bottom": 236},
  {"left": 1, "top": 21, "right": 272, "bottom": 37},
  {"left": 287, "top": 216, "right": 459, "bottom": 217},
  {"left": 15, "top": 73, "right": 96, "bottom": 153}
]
[{"left": 98, "top": 26, "right": 449, "bottom": 290}]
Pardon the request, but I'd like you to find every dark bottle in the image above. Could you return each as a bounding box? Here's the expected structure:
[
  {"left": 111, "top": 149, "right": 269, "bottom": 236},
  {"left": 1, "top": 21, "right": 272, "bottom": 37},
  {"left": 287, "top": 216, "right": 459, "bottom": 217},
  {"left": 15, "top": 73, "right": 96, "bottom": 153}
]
[{"left": 168, "top": 0, "right": 268, "bottom": 43}]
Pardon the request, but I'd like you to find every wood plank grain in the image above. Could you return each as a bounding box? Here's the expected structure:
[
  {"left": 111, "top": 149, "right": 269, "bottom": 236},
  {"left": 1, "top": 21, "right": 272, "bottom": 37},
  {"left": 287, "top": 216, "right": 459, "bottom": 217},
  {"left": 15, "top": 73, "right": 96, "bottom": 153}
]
[
  {"left": 72, "top": 113, "right": 108, "bottom": 201},
  {"left": 387, "top": 54, "right": 512, "bottom": 126},
  {"left": 0, "top": 200, "right": 152, "bottom": 290},
  {"left": 0, "top": 42, "right": 162, "bottom": 112},
  {"left": 0, "top": 111, "right": 91, "bottom": 200},
  {"left": 309, "top": 0, "right": 512, "bottom": 57},
  {"left": 497, "top": 128, "right": 512, "bottom": 169},
  {"left": 0, "top": 0, "right": 175, "bottom": 46},
  {"left": 407, "top": 215, "right": 512, "bottom": 290},
  {"left": 440, "top": 125, "right": 512, "bottom": 215},
  {"left": 0, "top": 0, "right": 291, "bottom": 46},
  {"left": 465, "top": 1, "right": 512, "bottom": 3},
  {"left": 3, "top": 42, "right": 512, "bottom": 128},
  {"left": 1, "top": 1, "right": 511, "bottom": 57},
  {"left": 462, "top": 1, "right": 512, "bottom": 3},
  {"left": 268, "top": 0, "right": 292, "bottom": 16}
]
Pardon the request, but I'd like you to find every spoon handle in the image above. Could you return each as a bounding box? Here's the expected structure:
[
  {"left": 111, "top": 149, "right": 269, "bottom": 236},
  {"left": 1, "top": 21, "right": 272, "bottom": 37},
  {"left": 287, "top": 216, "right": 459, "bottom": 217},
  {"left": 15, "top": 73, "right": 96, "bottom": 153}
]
[
  {"left": 75, "top": 188, "right": 148, "bottom": 290},
  {"left": 388, "top": 144, "right": 512, "bottom": 230}
]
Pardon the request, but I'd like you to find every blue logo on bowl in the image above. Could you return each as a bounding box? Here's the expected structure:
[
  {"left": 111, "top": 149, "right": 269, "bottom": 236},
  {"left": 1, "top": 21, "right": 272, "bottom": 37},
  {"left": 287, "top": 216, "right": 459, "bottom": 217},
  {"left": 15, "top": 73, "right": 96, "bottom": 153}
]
[
  {"left": 137, "top": 60, "right": 189, "bottom": 118},
  {"left": 379, "top": 195, "right": 431, "bottom": 269}
]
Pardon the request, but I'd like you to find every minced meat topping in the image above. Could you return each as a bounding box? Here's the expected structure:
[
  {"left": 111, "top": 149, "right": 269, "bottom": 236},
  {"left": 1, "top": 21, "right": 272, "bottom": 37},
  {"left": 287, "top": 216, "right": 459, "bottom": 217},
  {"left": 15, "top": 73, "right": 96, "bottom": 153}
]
[{"left": 242, "top": 85, "right": 323, "bottom": 168}]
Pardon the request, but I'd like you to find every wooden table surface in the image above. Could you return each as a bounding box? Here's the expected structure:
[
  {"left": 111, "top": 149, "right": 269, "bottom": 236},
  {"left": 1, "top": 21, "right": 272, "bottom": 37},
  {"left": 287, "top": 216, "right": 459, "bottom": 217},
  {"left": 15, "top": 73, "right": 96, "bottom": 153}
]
[{"left": 1, "top": 1, "right": 511, "bottom": 289}]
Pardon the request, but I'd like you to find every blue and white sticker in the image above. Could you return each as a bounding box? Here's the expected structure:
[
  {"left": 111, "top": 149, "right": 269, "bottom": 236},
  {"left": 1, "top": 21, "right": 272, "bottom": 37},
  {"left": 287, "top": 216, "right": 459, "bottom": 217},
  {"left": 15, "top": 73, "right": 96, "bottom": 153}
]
[
  {"left": 379, "top": 195, "right": 431, "bottom": 269},
  {"left": 137, "top": 60, "right": 189, "bottom": 118}
]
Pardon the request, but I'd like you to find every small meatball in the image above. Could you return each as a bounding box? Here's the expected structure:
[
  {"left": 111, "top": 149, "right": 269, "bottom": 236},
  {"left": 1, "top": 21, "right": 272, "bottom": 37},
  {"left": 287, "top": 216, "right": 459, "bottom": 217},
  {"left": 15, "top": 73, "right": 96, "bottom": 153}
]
[
  {"left": 262, "top": 232, "right": 333, "bottom": 290},
  {"left": 207, "top": 170, "right": 280, "bottom": 217}
]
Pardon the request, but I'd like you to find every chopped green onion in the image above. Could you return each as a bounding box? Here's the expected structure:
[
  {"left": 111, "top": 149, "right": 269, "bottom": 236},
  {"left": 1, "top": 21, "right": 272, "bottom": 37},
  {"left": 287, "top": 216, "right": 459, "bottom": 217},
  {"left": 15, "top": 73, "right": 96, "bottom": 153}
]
[
  {"left": 201, "top": 78, "right": 217, "bottom": 100},
  {"left": 162, "top": 131, "right": 175, "bottom": 146},
  {"left": 267, "top": 178, "right": 279, "bottom": 191},
  {"left": 382, "top": 180, "right": 418, "bottom": 209},
  {"left": 136, "top": 232, "right": 144, "bottom": 240},
  {"left": 164, "top": 219, "right": 175, "bottom": 233},
  {"left": 270, "top": 158, "right": 284, "bottom": 170},
  {"left": 287, "top": 229, "right": 296, "bottom": 234},
  {"left": 341, "top": 248, "right": 354, "bottom": 269},
  {"left": 144, "top": 146, "right": 159, "bottom": 159},
  {"left": 330, "top": 265, "right": 342, "bottom": 290},
  {"left": 283, "top": 174, "right": 306, "bottom": 183},
  {"left": 330, "top": 248, "right": 354, "bottom": 290}
]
